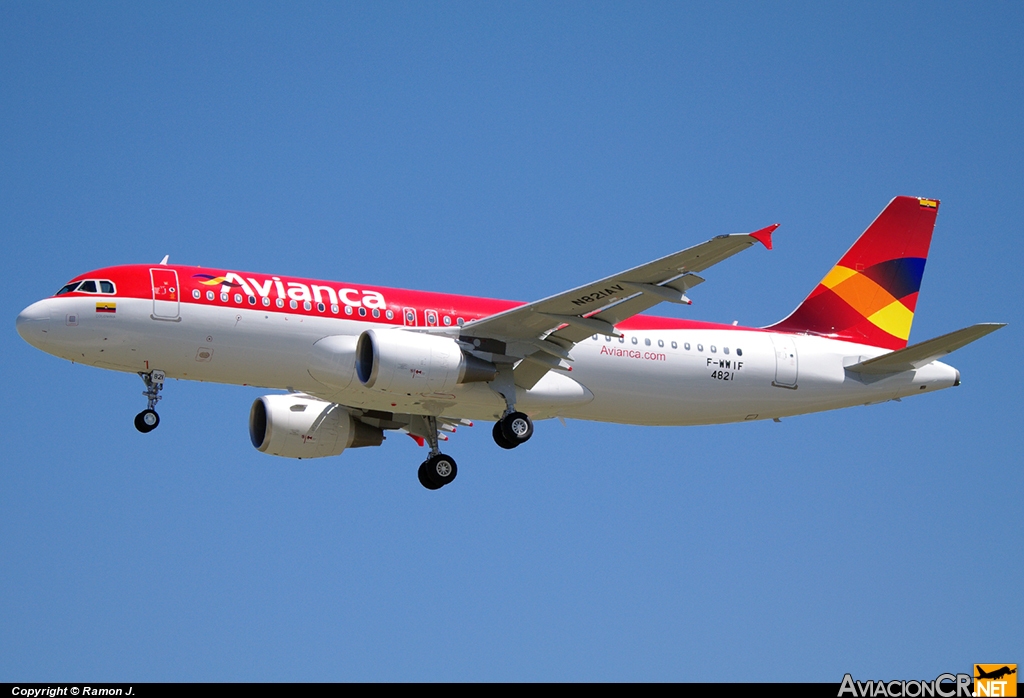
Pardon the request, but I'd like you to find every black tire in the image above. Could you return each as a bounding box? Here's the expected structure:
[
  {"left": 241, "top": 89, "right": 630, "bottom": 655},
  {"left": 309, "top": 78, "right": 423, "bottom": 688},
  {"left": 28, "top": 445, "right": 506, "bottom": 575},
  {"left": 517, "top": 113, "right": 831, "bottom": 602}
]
[
  {"left": 134, "top": 409, "right": 159, "bottom": 433},
  {"left": 424, "top": 453, "right": 458, "bottom": 487},
  {"left": 500, "top": 411, "right": 533, "bottom": 445},
  {"left": 418, "top": 463, "right": 443, "bottom": 490},
  {"left": 493, "top": 421, "right": 517, "bottom": 449}
]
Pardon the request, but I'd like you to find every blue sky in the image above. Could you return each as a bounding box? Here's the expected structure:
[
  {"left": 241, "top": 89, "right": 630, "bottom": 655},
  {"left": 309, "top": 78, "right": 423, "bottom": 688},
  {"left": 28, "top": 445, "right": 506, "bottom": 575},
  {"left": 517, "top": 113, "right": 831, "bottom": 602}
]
[{"left": 1, "top": 1, "right": 1020, "bottom": 681}]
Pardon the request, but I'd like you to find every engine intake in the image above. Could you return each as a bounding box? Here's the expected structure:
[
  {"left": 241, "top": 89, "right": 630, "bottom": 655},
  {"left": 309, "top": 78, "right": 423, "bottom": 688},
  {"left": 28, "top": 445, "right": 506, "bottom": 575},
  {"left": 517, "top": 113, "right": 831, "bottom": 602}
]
[
  {"left": 355, "top": 329, "right": 497, "bottom": 394},
  {"left": 249, "top": 394, "right": 384, "bottom": 459}
]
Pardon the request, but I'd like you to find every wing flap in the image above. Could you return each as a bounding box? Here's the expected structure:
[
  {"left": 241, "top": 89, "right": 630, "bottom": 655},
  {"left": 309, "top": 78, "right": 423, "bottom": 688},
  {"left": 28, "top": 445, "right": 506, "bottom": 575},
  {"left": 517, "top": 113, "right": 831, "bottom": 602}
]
[{"left": 846, "top": 323, "right": 1005, "bottom": 375}]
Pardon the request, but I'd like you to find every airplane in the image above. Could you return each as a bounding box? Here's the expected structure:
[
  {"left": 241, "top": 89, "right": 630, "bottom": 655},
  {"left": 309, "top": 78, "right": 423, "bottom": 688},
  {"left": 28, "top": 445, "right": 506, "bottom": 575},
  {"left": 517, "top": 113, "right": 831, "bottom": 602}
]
[
  {"left": 975, "top": 666, "right": 1017, "bottom": 681},
  {"left": 15, "top": 196, "right": 1004, "bottom": 490}
]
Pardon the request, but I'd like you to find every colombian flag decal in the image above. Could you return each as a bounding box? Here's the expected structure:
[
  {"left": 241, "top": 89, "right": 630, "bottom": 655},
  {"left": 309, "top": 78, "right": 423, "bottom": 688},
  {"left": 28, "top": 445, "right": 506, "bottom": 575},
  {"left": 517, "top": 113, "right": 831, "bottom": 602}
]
[{"left": 95, "top": 302, "right": 116, "bottom": 314}]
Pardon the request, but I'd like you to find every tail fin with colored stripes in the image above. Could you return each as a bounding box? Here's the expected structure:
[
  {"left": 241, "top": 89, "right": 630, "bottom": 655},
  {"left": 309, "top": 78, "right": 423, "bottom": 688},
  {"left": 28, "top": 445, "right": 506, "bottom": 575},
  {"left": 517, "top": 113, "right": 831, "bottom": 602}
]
[{"left": 767, "top": 196, "right": 939, "bottom": 350}]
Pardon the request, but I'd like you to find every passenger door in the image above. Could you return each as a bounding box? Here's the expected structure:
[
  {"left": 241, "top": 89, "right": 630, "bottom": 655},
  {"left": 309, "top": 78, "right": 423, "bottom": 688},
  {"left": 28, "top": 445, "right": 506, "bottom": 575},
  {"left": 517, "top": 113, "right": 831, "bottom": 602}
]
[
  {"left": 770, "top": 334, "right": 798, "bottom": 388},
  {"left": 151, "top": 268, "right": 180, "bottom": 320}
]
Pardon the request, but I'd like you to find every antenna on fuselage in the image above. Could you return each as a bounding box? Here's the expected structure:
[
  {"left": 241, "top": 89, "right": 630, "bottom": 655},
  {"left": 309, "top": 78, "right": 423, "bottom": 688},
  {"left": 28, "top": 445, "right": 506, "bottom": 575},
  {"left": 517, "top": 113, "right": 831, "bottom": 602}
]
[{"left": 159, "top": 255, "right": 169, "bottom": 265}]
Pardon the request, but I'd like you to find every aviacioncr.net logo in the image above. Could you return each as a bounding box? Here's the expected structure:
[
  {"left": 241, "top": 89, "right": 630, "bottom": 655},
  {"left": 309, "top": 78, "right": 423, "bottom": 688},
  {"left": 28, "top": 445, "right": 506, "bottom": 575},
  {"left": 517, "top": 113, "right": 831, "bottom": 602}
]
[{"left": 839, "top": 673, "right": 972, "bottom": 698}]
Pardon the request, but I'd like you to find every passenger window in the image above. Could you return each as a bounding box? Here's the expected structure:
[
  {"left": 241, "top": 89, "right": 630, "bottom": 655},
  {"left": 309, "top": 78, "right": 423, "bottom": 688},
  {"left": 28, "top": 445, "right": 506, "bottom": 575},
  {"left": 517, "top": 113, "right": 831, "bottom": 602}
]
[
  {"left": 644, "top": 338, "right": 651, "bottom": 346},
  {"left": 221, "top": 293, "right": 229, "bottom": 302},
  {"left": 658, "top": 339, "right": 664, "bottom": 348},
  {"left": 192, "top": 289, "right": 200, "bottom": 299},
  {"left": 631, "top": 337, "right": 638, "bottom": 345},
  {"left": 592, "top": 335, "right": 598, "bottom": 341},
  {"left": 234, "top": 293, "right": 243, "bottom": 304},
  {"left": 345, "top": 306, "right": 353, "bottom": 315},
  {"left": 276, "top": 298, "right": 284, "bottom": 308},
  {"left": 443, "top": 316, "right": 451, "bottom": 326},
  {"left": 359, "top": 307, "right": 367, "bottom": 317},
  {"left": 711, "top": 345, "right": 717, "bottom": 353},
  {"left": 618, "top": 336, "right": 624, "bottom": 343},
  {"left": 331, "top": 304, "right": 339, "bottom": 314},
  {"left": 684, "top": 342, "right": 690, "bottom": 350},
  {"left": 289, "top": 300, "right": 298, "bottom": 309},
  {"left": 100, "top": 281, "right": 115, "bottom": 294},
  {"left": 671, "top": 341, "right": 677, "bottom": 349},
  {"left": 736, "top": 348, "right": 743, "bottom": 357},
  {"left": 317, "top": 302, "right": 325, "bottom": 312},
  {"left": 456, "top": 317, "right": 464, "bottom": 326},
  {"left": 303, "top": 301, "right": 312, "bottom": 311},
  {"left": 387, "top": 310, "right": 395, "bottom": 320},
  {"left": 697, "top": 344, "right": 703, "bottom": 352},
  {"left": 262, "top": 297, "right": 270, "bottom": 307},
  {"left": 373, "top": 309, "right": 381, "bottom": 318},
  {"left": 206, "top": 290, "right": 215, "bottom": 301},
  {"left": 78, "top": 280, "right": 97, "bottom": 293},
  {"left": 249, "top": 296, "right": 257, "bottom": 305},
  {"left": 724, "top": 347, "right": 730, "bottom": 355}
]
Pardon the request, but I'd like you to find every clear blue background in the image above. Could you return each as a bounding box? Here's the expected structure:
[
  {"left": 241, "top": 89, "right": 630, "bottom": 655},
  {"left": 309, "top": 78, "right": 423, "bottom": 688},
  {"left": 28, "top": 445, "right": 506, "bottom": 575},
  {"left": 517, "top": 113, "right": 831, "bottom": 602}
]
[{"left": 2, "top": 1, "right": 1020, "bottom": 681}]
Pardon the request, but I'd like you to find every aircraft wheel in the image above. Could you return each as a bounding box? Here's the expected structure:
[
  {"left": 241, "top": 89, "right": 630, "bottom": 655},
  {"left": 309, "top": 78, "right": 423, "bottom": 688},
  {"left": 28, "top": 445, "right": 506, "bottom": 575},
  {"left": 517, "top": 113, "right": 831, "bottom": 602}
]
[
  {"left": 417, "top": 463, "right": 443, "bottom": 490},
  {"left": 493, "top": 421, "right": 517, "bottom": 449},
  {"left": 499, "top": 411, "right": 533, "bottom": 445},
  {"left": 134, "top": 409, "right": 160, "bottom": 433},
  {"left": 423, "top": 453, "right": 458, "bottom": 488}
]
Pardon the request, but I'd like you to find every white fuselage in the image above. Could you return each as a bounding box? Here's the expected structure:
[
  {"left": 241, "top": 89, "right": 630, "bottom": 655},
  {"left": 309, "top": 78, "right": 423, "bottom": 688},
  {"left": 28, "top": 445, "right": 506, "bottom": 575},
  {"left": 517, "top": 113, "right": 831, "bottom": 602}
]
[{"left": 16, "top": 294, "right": 960, "bottom": 426}]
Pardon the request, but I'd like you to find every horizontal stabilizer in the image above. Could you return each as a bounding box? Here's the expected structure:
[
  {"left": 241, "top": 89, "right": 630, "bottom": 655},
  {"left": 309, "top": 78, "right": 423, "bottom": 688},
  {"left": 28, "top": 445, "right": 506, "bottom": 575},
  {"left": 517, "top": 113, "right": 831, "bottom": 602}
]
[{"left": 846, "top": 323, "right": 1005, "bottom": 375}]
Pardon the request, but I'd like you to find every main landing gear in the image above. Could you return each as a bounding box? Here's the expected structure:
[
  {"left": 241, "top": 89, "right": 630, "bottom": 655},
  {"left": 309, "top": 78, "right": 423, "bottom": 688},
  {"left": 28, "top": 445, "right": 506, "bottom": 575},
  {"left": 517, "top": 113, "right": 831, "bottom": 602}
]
[
  {"left": 134, "top": 370, "right": 164, "bottom": 433},
  {"left": 417, "top": 415, "right": 458, "bottom": 490},
  {"left": 492, "top": 411, "right": 534, "bottom": 450},
  {"left": 488, "top": 366, "right": 534, "bottom": 450}
]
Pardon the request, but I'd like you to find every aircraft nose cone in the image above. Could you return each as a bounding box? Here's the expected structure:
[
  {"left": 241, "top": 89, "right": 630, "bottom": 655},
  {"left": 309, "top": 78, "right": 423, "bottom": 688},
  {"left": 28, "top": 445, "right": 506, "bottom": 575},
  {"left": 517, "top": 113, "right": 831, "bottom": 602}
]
[{"left": 16, "top": 300, "right": 51, "bottom": 346}]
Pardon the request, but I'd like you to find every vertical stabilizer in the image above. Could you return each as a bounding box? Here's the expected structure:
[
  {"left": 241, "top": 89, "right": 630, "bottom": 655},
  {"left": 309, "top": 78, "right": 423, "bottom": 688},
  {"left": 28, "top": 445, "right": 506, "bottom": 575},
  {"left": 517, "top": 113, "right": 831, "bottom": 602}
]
[{"left": 767, "top": 196, "right": 939, "bottom": 350}]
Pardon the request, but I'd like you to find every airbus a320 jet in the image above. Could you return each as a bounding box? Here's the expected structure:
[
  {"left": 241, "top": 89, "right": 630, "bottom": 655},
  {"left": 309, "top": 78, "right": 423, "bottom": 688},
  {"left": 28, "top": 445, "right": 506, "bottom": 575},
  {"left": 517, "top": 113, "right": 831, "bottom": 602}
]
[{"left": 16, "top": 196, "right": 1004, "bottom": 490}]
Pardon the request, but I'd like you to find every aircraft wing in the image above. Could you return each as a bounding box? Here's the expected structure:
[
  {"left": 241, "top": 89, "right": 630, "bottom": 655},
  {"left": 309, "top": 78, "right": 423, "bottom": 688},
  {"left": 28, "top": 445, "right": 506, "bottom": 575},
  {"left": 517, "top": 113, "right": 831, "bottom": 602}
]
[{"left": 454, "top": 225, "right": 777, "bottom": 388}]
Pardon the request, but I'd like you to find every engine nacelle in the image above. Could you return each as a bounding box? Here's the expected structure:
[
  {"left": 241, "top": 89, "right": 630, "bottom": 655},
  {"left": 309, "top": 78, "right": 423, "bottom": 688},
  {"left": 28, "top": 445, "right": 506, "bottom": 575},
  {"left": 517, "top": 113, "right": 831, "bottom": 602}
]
[
  {"left": 355, "top": 329, "right": 497, "bottom": 394},
  {"left": 249, "top": 394, "right": 384, "bottom": 459},
  {"left": 308, "top": 334, "right": 357, "bottom": 389}
]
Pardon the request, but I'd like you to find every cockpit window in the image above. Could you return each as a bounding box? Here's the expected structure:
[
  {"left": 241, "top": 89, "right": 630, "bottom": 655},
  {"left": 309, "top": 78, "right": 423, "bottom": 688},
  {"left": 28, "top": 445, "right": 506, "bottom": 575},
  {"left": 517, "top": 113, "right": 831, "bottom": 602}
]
[{"left": 53, "top": 279, "right": 116, "bottom": 295}]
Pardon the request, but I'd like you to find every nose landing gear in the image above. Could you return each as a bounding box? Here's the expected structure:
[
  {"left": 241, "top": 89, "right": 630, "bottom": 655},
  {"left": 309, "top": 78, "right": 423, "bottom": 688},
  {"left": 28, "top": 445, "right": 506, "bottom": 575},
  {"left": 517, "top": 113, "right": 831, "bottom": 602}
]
[
  {"left": 135, "top": 370, "right": 165, "bottom": 433},
  {"left": 134, "top": 409, "right": 160, "bottom": 433}
]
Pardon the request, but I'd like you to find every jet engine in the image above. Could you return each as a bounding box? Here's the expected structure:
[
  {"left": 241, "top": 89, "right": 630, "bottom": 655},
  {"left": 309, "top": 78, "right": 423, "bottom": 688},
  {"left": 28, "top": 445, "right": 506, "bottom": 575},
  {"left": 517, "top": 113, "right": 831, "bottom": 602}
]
[
  {"left": 355, "top": 329, "right": 497, "bottom": 394},
  {"left": 307, "top": 334, "right": 357, "bottom": 389},
  {"left": 249, "top": 394, "right": 384, "bottom": 459}
]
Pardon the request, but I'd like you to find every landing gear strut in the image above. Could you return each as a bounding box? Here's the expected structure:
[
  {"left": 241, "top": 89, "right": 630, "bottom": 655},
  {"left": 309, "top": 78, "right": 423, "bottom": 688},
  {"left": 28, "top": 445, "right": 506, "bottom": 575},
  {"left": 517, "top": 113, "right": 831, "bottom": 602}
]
[
  {"left": 135, "top": 370, "right": 164, "bottom": 433},
  {"left": 417, "top": 415, "right": 458, "bottom": 490},
  {"left": 489, "top": 365, "right": 534, "bottom": 450}
]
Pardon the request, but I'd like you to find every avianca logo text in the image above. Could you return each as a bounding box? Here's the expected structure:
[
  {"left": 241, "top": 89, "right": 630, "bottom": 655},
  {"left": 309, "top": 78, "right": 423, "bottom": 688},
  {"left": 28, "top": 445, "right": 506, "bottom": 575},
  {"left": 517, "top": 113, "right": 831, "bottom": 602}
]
[
  {"left": 599, "top": 344, "right": 666, "bottom": 361},
  {"left": 194, "top": 273, "right": 386, "bottom": 309}
]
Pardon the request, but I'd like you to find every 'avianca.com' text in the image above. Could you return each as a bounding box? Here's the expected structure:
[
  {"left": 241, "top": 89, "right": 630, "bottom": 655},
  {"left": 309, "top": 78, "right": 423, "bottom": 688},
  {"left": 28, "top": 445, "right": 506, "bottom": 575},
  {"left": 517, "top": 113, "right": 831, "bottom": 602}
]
[{"left": 599, "top": 345, "right": 667, "bottom": 361}]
